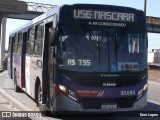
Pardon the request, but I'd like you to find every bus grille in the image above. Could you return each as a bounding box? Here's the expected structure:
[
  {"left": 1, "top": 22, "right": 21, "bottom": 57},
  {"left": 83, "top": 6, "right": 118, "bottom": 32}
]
[
  {"left": 79, "top": 97, "right": 135, "bottom": 109},
  {"left": 73, "top": 76, "right": 141, "bottom": 87}
]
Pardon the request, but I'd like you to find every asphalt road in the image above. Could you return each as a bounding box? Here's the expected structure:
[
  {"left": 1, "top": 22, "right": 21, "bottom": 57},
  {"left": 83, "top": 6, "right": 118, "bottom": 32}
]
[{"left": 0, "top": 71, "right": 160, "bottom": 120}]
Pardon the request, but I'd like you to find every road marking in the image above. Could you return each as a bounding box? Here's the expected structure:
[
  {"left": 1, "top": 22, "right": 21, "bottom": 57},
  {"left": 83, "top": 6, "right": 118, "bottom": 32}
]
[{"left": 148, "top": 100, "right": 160, "bottom": 105}]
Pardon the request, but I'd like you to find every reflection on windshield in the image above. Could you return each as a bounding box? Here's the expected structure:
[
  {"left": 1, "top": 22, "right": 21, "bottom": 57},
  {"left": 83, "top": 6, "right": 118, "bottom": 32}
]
[{"left": 57, "top": 26, "right": 147, "bottom": 72}]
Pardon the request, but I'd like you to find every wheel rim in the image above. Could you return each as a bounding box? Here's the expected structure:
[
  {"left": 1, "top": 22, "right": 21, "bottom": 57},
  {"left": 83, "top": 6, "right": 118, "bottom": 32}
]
[{"left": 38, "top": 87, "right": 43, "bottom": 104}]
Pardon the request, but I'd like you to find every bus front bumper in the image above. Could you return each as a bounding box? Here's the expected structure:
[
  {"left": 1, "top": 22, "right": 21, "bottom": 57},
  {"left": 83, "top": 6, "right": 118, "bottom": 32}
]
[{"left": 55, "top": 92, "right": 147, "bottom": 112}]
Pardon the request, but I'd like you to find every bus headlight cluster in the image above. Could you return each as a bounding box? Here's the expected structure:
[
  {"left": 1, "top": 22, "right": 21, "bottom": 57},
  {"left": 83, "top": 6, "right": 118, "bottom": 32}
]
[
  {"left": 137, "top": 83, "right": 148, "bottom": 100},
  {"left": 59, "top": 85, "right": 77, "bottom": 101}
]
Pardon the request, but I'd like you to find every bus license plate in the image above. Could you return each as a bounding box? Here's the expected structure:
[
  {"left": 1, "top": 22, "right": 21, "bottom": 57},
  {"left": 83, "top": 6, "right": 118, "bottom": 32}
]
[{"left": 101, "top": 103, "right": 117, "bottom": 109}]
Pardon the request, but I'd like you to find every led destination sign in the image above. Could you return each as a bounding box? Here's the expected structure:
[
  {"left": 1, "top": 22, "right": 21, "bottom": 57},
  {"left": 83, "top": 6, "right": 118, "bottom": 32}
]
[{"left": 74, "top": 9, "right": 135, "bottom": 22}]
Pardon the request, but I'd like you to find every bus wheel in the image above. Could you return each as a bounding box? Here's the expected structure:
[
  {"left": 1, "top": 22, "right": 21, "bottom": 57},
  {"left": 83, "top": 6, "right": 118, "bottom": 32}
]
[
  {"left": 38, "top": 85, "right": 49, "bottom": 115},
  {"left": 13, "top": 71, "right": 21, "bottom": 92}
]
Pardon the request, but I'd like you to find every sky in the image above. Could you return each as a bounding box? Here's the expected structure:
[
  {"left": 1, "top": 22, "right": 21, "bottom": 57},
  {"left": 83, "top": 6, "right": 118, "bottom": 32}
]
[{"left": 5, "top": 0, "right": 160, "bottom": 51}]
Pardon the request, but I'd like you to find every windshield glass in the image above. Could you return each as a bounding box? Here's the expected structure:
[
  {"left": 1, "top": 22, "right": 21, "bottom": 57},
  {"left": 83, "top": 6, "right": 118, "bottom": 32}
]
[{"left": 57, "top": 25, "right": 147, "bottom": 72}]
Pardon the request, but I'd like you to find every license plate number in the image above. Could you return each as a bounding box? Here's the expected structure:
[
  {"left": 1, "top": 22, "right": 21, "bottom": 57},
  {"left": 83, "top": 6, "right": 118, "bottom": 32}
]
[{"left": 101, "top": 103, "right": 117, "bottom": 109}]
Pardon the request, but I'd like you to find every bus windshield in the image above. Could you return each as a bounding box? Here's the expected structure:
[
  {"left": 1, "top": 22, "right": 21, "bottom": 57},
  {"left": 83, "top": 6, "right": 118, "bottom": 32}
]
[{"left": 57, "top": 25, "right": 147, "bottom": 72}]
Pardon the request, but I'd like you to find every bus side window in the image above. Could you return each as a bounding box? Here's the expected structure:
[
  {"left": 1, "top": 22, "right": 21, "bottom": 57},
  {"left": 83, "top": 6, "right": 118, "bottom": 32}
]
[
  {"left": 8, "top": 37, "right": 12, "bottom": 53},
  {"left": 26, "top": 27, "right": 35, "bottom": 55},
  {"left": 13, "top": 35, "right": 18, "bottom": 53},
  {"left": 49, "top": 28, "right": 58, "bottom": 57},
  {"left": 49, "top": 28, "right": 59, "bottom": 46},
  {"left": 34, "top": 25, "right": 44, "bottom": 56},
  {"left": 17, "top": 32, "right": 23, "bottom": 55},
  {"left": 9, "top": 37, "right": 13, "bottom": 56}
]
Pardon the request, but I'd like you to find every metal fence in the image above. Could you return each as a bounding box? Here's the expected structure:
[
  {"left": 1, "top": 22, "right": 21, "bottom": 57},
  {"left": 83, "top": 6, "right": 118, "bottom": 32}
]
[{"left": 26, "top": 2, "right": 56, "bottom": 12}]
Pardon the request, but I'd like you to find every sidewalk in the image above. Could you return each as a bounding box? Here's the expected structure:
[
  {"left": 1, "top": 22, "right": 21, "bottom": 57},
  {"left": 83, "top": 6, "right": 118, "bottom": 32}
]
[
  {"left": 0, "top": 93, "right": 21, "bottom": 111},
  {"left": 0, "top": 92, "right": 33, "bottom": 120}
]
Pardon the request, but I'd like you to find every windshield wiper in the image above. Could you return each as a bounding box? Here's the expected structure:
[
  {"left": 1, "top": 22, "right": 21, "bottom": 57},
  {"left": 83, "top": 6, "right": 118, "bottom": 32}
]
[
  {"left": 114, "top": 34, "right": 118, "bottom": 64},
  {"left": 114, "top": 26, "right": 130, "bottom": 64},
  {"left": 89, "top": 33, "right": 101, "bottom": 64},
  {"left": 82, "top": 25, "right": 101, "bottom": 64},
  {"left": 117, "top": 25, "right": 130, "bottom": 48}
]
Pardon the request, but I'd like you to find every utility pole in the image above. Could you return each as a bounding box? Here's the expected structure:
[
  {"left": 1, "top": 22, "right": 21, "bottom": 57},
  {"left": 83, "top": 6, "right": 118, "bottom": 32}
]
[{"left": 144, "top": 0, "right": 147, "bottom": 15}]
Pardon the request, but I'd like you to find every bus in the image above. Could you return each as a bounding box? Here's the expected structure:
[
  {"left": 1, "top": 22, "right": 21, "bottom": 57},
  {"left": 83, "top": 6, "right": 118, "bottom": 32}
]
[{"left": 7, "top": 4, "right": 148, "bottom": 114}]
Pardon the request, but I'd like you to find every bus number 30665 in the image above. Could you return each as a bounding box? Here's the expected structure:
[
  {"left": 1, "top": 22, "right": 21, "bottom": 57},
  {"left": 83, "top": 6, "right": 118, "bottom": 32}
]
[{"left": 120, "top": 90, "right": 135, "bottom": 96}]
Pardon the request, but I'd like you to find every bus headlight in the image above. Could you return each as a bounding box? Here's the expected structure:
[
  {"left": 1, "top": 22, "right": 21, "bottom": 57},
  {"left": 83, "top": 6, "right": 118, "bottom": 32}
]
[
  {"left": 59, "top": 85, "right": 67, "bottom": 93},
  {"left": 59, "top": 85, "right": 77, "bottom": 101},
  {"left": 137, "top": 83, "right": 147, "bottom": 100}
]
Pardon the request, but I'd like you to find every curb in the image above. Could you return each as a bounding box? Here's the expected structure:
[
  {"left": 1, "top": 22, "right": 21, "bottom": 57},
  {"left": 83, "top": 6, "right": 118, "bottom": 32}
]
[
  {"left": 149, "top": 78, "right": 160, "bottom": 83},
  {"left": 0, "top": 69, "right": 4, "bottom": 73}
]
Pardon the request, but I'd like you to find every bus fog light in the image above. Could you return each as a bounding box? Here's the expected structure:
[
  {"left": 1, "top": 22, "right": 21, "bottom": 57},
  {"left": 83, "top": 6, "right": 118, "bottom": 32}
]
[
  {"left": 137, "top": 83, "right": 147, "bottom": 99},
  {"left": 143, "top": 84, "right": 147, "bottom": 91},
  {"left": 137, "top": 89, "right": 143, "bottom": 99},
  {"left": 59, "top": 85, "right": 67, "bottom": 93},
  {"left": 138, "top": 89, "right": 143, "bottom": 97},
  {"left": 68, "top": 90, "right": 77, "bottom": 101}
]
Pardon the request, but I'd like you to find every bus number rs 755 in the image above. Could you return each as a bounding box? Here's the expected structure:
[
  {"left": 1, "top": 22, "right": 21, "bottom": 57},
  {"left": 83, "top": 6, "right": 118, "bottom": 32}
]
[{"left": 68, "top": 59, "right": 91, "bottom": 66}]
